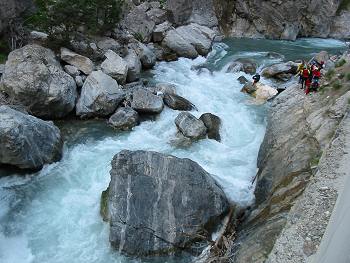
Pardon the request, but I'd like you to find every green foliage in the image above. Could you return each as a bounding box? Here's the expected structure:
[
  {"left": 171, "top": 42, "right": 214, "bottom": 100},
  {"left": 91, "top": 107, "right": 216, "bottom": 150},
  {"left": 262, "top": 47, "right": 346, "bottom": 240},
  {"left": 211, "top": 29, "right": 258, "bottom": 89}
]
[
  {"left": 0, "top": 53, "right": 7, "bottom": 63},
  {"left": 0, "top": 40, "right": 9, "bottom": 63},
  {"left": 335, "top": 59, "right": 346, "bottom": 68},
  {"left": 332, "top": 80, "right": 342, "bottom": 90},
  {"left": 325, "top": 69, "right": 335, "bottom": 80},
  {"left": 27, "top": 0, "right": 124, "bottom": 36},
  {"left": 159, "top": 0, "right": 166, "bottom": 8},
  {"left": 133, "top": 32, "right": 145, "bottom": 42},
  {"left": 337, "top": 0, "right": 350, "bottom": 14}
]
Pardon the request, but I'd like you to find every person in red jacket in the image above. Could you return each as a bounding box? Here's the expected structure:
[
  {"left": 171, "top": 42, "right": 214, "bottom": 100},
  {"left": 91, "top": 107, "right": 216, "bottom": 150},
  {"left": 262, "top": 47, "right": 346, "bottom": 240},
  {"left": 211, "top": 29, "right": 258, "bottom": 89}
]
[
  {"left": 301, "top": 66, "right": 311, "bottom": 90},
  {"left": 311, "top": 66, "right": 321, "bottom": 92}
]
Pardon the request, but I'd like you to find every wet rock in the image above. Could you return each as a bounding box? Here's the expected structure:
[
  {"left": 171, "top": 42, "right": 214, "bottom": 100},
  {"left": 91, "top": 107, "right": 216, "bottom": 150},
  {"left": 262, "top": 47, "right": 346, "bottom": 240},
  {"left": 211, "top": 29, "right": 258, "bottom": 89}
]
[
  {"left": 76, "top": 71, "right": 125, "bottom": 118},
  {"left": 238, "top": 76, "right": 249, "bottom": 84},
  {"left": 101, "top": 50, "right": 128, "bottom": 84},
  {"left": 108, "top": 107, "right": 139, "bottom": 131},
  {"left": 124, "top": 49, "right": 142, "bottom": 83},
  {"left": 266, "top": 52, "right": 285, "bottom": 60},
  {"left": 241, "top": 82, "right": 257, "bottom": 95},
  {"left": 60, "top": 47, "right": 94, "bottom": 75},
  {"left": 175, "top": 112, "right": 207, "bottom": 140},
  {"left": 131, "top": 89, "right": 164, "bottom": 114},
  {"left": 261, "top": 61, "right": 298, "bottom": 81},
  {"left": 104, "top": 150, "right": 230, "bottom": 256},
  {"left": 0, "top": 105, "right": 63, "bottom": 170},
  {"left": 1, "top": 44, "right": 77, "bottom": 119},
  {"left": 227, "top": 58, "right": 257, "bottom": 75},
  {"left": 154, "top": 82, "right": 177, "bottom": 95},
  {"left": 200, "top": 113, "right": 221, "bottom": 142},
  {"left": 163, "top": 93, "right": 194, "bottom": 111}
]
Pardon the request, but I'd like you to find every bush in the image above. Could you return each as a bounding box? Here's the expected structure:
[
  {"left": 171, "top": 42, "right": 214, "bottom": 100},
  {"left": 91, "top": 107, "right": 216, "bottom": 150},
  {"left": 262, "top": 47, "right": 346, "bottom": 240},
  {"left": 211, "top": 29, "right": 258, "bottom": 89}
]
[
  {"left": 325, "top": 69, "right": 335, "bottom": 80},
  {"left": 335, "top": 59, "right": 346, "bottom": 68},
  {"left": 27, "top": 0, "right": 124, "bottom": 37}
]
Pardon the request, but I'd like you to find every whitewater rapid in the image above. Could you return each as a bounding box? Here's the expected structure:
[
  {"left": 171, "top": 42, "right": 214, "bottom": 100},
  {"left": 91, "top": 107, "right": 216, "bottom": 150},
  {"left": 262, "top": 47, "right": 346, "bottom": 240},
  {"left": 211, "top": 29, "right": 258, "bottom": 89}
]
[{"left": 0, "top": 38, "right": 346, "bottom": 263}]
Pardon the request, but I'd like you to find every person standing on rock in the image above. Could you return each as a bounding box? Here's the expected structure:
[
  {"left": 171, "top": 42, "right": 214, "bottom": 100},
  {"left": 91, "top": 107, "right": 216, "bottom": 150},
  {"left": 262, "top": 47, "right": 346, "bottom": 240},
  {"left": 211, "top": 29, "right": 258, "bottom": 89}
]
[
  {"left": 300, "top": 65, "right": 311, "bottom": 90},
  {"left": 311, "top": 66, "right": 322, "bottom": 92},
  {"left": 298, "top": 60, "right": 307, "bottom": 87}
]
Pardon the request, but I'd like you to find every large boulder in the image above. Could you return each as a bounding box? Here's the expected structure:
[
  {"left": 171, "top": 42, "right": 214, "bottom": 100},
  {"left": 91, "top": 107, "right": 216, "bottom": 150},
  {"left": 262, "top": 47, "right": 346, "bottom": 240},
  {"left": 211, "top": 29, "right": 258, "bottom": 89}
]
[
  {"left": 262, "top": 61, "right": 298, "bottom": 81},
  {"left": 60, "top": 47, "right": 94, "bottom": 75},
  {"left": 76, "top": 71, "right": 125, "bottom": 118},
  {"left": 200, "top": 113, "right": 221, "bottom": 142},
  {"left": 164, "top": 93, "right": 195, "bottom": 111},
  {"left": 124, "top": 50, "right": 142, "bottom": 83},
  {"left": 102, "top": 150, "right": 230, "bottom": 256},
  {"left": 131, "top": 89, "right": 164, "bottom": 114},
  {"left": 162, "top": 29, "right": 198, "bottom": 59},
  {"left": 124, "top": 4, "right": 155, "bottom": 42},
  {"left": 129, "top": 42, "right": 157, "bottom": 69},
  {"left": 101, "top": 50, "right": 128, "bottom": 84},
  {"left": 147, "top": 7, "right": 168, "bottom": 25},
  {"left": 162, "top": 23, "right": 215, "bottom": 58},
  {"left": 241, "top": 82, "right": 278, "bottom": 103},
  {"left": 175, "top": 112, "right": 207, "bottom": 140},
  {"left": 1, "top": 44, "right": 77, "bottom": 119},
  {"left": 108, "top": 107, "right": 139, "bottom": 131},
  {"left": 0, "top": 106, "right": 63, "bottom": 170},
  {"left": 152, "top": 21, "right": 172, "bottom": 43}
]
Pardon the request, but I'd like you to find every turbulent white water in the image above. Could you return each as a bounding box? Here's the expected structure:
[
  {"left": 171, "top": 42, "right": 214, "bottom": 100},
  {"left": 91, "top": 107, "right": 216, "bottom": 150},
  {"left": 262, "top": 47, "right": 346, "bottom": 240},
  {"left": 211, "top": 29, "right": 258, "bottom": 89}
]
[{"left": 0, "top": 38, "right": 347, "bottom": 263}]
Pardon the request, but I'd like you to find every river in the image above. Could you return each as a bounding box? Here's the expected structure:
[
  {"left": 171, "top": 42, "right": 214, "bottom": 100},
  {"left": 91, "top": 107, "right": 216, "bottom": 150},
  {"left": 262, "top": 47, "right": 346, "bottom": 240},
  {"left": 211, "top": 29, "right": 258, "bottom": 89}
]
[{"left": 0, "top": 38, "right": 347, "bottom": 263}]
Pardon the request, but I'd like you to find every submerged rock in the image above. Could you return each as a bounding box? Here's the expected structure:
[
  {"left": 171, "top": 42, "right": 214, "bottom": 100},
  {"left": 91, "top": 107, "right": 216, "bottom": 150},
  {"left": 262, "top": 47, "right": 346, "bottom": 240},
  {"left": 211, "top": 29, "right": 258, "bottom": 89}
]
[
  {"left": 76, "top": 71, "right": 125, "bottom": 118},
  {"left": 200, "top": 113, "right": 221, "bottom": 142},
  {"left": 0, "top": 106, "right": 63, "bottom": 170},
  {"left": 108, "top": 107, "right": 139, "bottom": 131},
  {"left": 227, "top": 58, "right": 257, "bottom": 75},
  {"left": 175, "top": 112, "right": 207, "bottom": 140},
  {"left": 103, "top": 150, "right": 230, "bottom": 256},
  {"left": 1, "top": 44, "right": 77, "bottom": 119},
  {"left": 131, "top": 89, "right": 164, "bottom": 114},
  {"left": 163, "top": 93, "right": 195, "bottom": 111}
]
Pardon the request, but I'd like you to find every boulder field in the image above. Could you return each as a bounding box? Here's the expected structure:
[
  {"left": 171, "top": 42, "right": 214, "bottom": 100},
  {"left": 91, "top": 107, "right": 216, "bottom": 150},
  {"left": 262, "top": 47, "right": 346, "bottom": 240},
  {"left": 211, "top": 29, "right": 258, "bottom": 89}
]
[{"left": 101, "top": 150, "right": 231, "bottom": 257}]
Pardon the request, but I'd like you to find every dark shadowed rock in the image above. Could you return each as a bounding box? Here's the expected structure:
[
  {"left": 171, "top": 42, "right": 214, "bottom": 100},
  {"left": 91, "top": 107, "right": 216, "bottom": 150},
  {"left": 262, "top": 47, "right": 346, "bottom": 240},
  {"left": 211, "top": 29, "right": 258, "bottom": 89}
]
[
  {"left": 175, "top": 112, "right": 207, "bottom": 140},
  {"left": 76, "top": 71, "right": 125, "bottom": 118},
  {"left": 108, "top": 107, "right": 139, "bottom": 131},
  {"left": 103, "top": 150, "right": 230, "bottom": 256},
  {"left": 131, "top": 89, "right": 164, "bottom": 114},
  {"left": 163, "top": 93, "right": 194, "bottom": 111},
  {"left": 1, "top": 44, "right": 77, "bottom": 119},
  {"left": 227, "top": 58, "right": 257, "bottom": 75},
  {"left": 241, "top": 82, "right": 257, "bottom": 95},
  {"left": 0, "top": 106, "right": 63, "bottom": 170},
  {"left": 60, "top": 47, "right": 94, "bottom": 75},
  {"left": 200, "top": 113, "right": 221, "bottom": 142},
  {"left": 237, "top": 76, "right": 249, "bottom": 84}
]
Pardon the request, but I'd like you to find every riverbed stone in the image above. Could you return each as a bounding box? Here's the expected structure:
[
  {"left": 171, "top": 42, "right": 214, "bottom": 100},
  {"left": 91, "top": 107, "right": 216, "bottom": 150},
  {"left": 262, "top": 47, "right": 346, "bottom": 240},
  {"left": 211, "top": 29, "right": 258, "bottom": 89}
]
[
  {"left": 104, "top": 150, "right": 230, "bottom": 256},
  {"left": 60, "top": 47, "right": 94, "bottom": 75},
  {"left": 1, "top": 44, "right": 77, "bottom": 119},
  {"left": 262, "top": 61, "right": 298, "bottom": 81},
  {"left": 131, "top": 88, "right": 164, "bottom": 114},
  {"left": 164, "top": 93, "right": 194, "bottom": 111},
  {"left": 124, "top": 49, "right": 142, "bottom": 83},
  {"left": 200, "top": 113, "right": 221, "bottom": 142},
  {"left": 0, "top": 105, "right": 63, "bottom": 170},
  {"left": 76, "top": 70, "right": 125, "bottom": 118},
  {"left": 108, "top": 107, "right": 139, "bottom": 130},
  {"left": 175, "top": 112, "right": 207, "bottom": 140}
]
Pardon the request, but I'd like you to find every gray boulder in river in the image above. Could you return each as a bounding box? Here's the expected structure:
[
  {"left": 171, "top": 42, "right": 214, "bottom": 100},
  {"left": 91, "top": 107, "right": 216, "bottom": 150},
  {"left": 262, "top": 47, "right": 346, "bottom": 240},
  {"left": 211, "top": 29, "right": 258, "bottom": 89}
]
[
  {"left": 131, "top": 89, "right": 164, "bottom": 114},
  {"left": 200, "top": 113, "right": 221, "bottom": 142},
  {"left": 1, "top": 44, "right": 78, "bottom": 119},
  {"left": 175, "top": 112, "right": 207, "bottom": 140},
  {"left": 108, "top": 107, "right": 139, "bottom": 131},
  {"left": 76, "top": 71, "right": 125, "bottom": 118},
  {"left": 102, "top": 150, "right": 230, "bottom": 256},
  {"left": 163, "top": 93, "right": 195, "bottom": 111},
  {"left": 0, "top": 105, "right": 63, "bottom": 170}
]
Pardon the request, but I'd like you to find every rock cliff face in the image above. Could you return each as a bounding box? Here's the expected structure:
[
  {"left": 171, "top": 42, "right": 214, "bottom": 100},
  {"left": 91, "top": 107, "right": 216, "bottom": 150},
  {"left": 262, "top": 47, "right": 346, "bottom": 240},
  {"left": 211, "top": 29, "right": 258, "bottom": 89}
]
[
  {"left": 165, "top": 0, "right": 350, "bottom": 40},
  {"left": 228, "top": 55, "right": 350, "bottom": 262}
]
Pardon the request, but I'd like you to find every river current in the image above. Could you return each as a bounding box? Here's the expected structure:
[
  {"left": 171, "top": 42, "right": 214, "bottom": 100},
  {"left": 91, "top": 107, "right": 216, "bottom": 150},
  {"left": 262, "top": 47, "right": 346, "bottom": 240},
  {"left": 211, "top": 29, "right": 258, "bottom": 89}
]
[{"left": 0, "top": 38, "right": 347, "bottom": 263}]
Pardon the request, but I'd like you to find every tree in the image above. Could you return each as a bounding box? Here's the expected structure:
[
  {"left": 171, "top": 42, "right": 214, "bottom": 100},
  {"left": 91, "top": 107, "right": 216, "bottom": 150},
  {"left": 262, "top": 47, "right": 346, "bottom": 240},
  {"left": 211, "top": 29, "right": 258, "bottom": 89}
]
[{"left": 28, "top": 0, "right": 124, "bottom": 36}]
